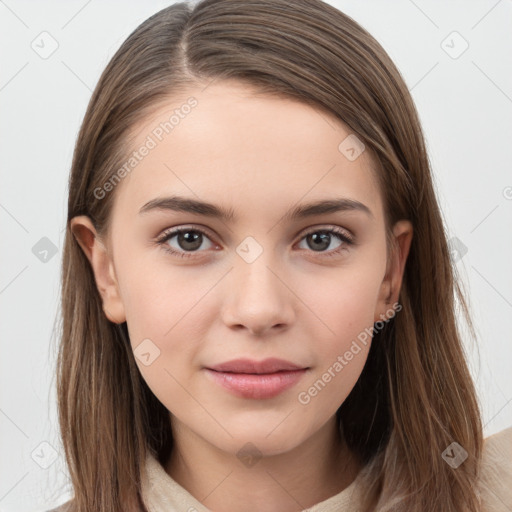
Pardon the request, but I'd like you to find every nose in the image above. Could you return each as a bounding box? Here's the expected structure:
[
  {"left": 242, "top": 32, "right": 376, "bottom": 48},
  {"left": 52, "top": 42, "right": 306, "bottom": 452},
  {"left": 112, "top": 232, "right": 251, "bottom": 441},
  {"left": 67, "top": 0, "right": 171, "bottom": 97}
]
[{"left": 221, "top": 255, "right": 295, "bottom": 337}]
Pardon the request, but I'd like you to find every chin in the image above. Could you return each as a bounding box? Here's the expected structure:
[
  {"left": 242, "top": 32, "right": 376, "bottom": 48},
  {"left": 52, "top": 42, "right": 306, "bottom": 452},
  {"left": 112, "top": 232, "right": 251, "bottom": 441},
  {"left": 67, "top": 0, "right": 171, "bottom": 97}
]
[{"left": 208, "top": 427, "right": 305, "bottom": 459}]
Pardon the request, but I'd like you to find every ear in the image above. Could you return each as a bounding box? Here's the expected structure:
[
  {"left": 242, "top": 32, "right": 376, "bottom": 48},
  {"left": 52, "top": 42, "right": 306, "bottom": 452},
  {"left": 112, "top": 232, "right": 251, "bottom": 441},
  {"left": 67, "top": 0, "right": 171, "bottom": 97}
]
[
  {"left": 70, "top": 216, "right": 126, "bottom": 324},
  {"left": 374, "top": 219, "right": 413, "bottom": 322}
]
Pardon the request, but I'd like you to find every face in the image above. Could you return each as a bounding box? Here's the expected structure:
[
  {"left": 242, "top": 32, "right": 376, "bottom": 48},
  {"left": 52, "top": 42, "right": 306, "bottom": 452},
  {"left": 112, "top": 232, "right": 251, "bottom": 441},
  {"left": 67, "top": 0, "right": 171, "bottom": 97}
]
[{"left": 72, "top": 80, "right": 412, "bottom": 459}]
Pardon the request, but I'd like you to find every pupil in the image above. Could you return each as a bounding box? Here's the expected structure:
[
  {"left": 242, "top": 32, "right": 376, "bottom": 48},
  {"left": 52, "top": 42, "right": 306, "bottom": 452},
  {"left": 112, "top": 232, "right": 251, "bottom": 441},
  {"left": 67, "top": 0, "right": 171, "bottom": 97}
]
[
  {"left": 179, "top": 231, "right": 202, "bottom": 251},
  {"left": 309, "top": 232, "right": 329, "bottom": 251}
]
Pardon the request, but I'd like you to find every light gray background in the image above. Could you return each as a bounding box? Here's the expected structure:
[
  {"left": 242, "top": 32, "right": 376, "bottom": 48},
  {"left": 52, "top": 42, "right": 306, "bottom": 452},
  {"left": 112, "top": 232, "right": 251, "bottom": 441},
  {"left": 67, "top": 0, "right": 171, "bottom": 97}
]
[{"left": 1, "top": 1, "right": 511, "bottom": 510}]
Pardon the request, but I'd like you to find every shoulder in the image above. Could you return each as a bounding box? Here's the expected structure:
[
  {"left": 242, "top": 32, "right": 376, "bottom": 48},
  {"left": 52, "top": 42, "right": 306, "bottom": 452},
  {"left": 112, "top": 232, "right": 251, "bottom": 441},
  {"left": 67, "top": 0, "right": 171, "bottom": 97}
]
[{"left": 479, "top": 426, "right": 512, "bottom": 511}]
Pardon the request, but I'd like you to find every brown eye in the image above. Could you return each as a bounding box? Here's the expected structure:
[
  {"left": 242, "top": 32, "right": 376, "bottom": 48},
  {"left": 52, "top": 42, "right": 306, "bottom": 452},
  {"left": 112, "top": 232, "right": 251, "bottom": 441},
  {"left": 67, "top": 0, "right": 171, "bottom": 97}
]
[
  {"left": 157, "top": 227, "right": 215, "bottom": 258},
  {"left": 174, "top": 230, "right": 203, "bottom": 251},
  {"left": 297, "top": 227, "right": 354, "bottom": 257}
]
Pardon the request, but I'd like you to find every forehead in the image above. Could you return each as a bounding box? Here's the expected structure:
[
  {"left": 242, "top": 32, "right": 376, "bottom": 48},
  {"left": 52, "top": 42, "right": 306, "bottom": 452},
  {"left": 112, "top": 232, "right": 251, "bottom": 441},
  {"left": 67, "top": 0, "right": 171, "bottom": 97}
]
[{"left": 110, "top": 80, "right": 383, "bottom": 225}]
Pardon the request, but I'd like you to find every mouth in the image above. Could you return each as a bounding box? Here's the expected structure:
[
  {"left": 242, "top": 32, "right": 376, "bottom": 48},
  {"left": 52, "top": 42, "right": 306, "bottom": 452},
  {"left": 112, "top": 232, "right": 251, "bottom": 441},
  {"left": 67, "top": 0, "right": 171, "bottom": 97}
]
[
  {"left": 204, "top": 357, "right": 310, "bottom": 399},
  {"left": 206, "top": 357, "right": 308, "bottom": 374}
]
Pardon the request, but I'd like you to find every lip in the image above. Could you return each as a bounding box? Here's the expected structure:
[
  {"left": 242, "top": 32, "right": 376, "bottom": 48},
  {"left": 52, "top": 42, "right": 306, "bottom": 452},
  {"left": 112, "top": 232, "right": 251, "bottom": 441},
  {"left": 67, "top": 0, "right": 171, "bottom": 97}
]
[
  {"left": 204, "top": 358, "right": 309, "bottom": 400},
  {"left": 207, "top": 357, "right": 306, "bottom": 374}
]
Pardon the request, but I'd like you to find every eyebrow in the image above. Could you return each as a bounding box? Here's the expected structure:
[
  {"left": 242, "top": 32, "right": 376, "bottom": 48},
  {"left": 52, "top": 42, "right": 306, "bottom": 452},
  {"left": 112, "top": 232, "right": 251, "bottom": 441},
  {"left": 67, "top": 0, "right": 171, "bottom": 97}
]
[{"left": 138, "top": 195, "right": 374, "bottom": 221}]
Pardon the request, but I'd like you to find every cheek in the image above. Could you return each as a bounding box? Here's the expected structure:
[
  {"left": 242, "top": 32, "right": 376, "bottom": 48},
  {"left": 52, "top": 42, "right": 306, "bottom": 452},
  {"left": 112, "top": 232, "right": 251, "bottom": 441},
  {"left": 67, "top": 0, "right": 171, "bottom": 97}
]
[
  {"left": 293, "top": 267, "right": 381, "bottom": 409},
  {"left": 119, "top": 252, "right": 210, "bottom": 340},
  {"left": 297, "top": 264, "right": 382, "bottom": 349},
  {"left": 118, "top": 258, "right": 216, "bottom": 392},
  {"left": 121, "top": 263, "right": 206, "bottom": 415},
  {"left": 330, "top": 280, "right": 378, "bottom": 347}
]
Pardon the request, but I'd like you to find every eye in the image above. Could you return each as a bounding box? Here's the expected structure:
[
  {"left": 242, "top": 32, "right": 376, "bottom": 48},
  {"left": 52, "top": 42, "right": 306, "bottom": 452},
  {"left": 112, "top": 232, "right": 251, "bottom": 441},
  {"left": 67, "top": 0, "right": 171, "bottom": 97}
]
[
  {"left": 156, "top": 225, "right": 354, "bottom": 259},
  {"left": 156, "top": 226, "right": 217, "bottom": 259},
  {"left": 296, "top": 226, "right": 354, "bottom": 258}
]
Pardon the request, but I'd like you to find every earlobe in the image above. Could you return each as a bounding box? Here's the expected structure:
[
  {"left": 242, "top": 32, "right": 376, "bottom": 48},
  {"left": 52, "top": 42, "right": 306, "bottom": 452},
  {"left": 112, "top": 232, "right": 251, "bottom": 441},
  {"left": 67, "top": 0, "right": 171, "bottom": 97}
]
[
  {"left": 375, "top": 220, "right": 413, "bottom": 322},
  {"left": 70, "top": 216, "right": 127, "bottom": 324}
]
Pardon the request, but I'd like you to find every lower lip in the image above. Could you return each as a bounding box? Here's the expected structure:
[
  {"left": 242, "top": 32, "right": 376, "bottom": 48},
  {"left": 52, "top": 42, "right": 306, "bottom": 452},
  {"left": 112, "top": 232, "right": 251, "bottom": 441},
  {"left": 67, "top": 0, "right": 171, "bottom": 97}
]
[{"left": 204, "top": 368, "right": 308, "bottom": 399}]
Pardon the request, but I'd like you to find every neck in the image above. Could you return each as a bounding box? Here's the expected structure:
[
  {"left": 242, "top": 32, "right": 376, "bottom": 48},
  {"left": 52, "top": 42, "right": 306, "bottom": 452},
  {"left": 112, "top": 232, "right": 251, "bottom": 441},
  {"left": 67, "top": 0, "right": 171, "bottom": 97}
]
[{"left": 164, "top": 415, "right": 361, "bottom": 512}]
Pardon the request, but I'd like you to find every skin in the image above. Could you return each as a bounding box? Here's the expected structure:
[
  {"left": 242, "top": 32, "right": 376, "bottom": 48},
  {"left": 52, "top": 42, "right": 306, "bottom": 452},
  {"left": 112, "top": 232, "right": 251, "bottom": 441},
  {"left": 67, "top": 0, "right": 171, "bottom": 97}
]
[{"left": 71, "top": 80, "right": 413, "bottom": 512}]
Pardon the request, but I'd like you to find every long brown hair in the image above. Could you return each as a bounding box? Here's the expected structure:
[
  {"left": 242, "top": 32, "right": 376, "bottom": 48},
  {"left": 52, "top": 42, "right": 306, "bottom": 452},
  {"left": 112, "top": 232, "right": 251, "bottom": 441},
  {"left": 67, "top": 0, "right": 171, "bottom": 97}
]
[{"left": 55, "top": 0, "right": 483, "bottom": 510}]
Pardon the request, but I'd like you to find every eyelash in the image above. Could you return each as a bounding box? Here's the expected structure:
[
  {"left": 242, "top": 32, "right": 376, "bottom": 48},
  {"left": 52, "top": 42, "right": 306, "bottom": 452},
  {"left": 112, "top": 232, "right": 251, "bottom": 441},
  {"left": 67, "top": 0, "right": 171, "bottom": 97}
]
[{"left": 156, "top": 225, "right": 354, "bottom": 260}]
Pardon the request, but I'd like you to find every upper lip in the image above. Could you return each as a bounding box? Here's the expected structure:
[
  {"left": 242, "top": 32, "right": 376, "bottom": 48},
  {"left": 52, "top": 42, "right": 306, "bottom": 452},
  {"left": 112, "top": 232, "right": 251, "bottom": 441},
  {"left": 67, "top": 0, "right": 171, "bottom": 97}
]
[{"left": 207, "top": 358, "right": 308, "bottom": 374}]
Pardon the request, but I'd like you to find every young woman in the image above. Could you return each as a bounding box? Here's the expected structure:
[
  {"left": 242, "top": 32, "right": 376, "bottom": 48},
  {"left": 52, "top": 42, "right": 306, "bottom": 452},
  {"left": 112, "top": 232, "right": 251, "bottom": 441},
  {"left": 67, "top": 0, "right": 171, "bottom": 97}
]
[{"left": 49, "top": 0, "right": 512, "bottom": 510}]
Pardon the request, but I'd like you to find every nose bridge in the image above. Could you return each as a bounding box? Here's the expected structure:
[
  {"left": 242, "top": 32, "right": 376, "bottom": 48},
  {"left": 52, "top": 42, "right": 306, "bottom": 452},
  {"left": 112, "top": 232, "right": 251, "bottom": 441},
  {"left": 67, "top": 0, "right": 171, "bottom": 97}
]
[
  {"left": 233, "top": 242, "right": 284, "bottom": 303},
  {"left": 222, "top": 238, "right": 294, "bottom": 333}
]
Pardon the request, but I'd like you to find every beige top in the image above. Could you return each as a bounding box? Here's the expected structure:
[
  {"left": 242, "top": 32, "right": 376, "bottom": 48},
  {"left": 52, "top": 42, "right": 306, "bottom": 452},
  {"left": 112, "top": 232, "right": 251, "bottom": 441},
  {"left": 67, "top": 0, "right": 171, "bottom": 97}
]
[
  {"left": 47, "top": 427, "right": 512, "bottom": 511},
  {"left": 140, "top": 427, "right": 512, "bottom": 511}
]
